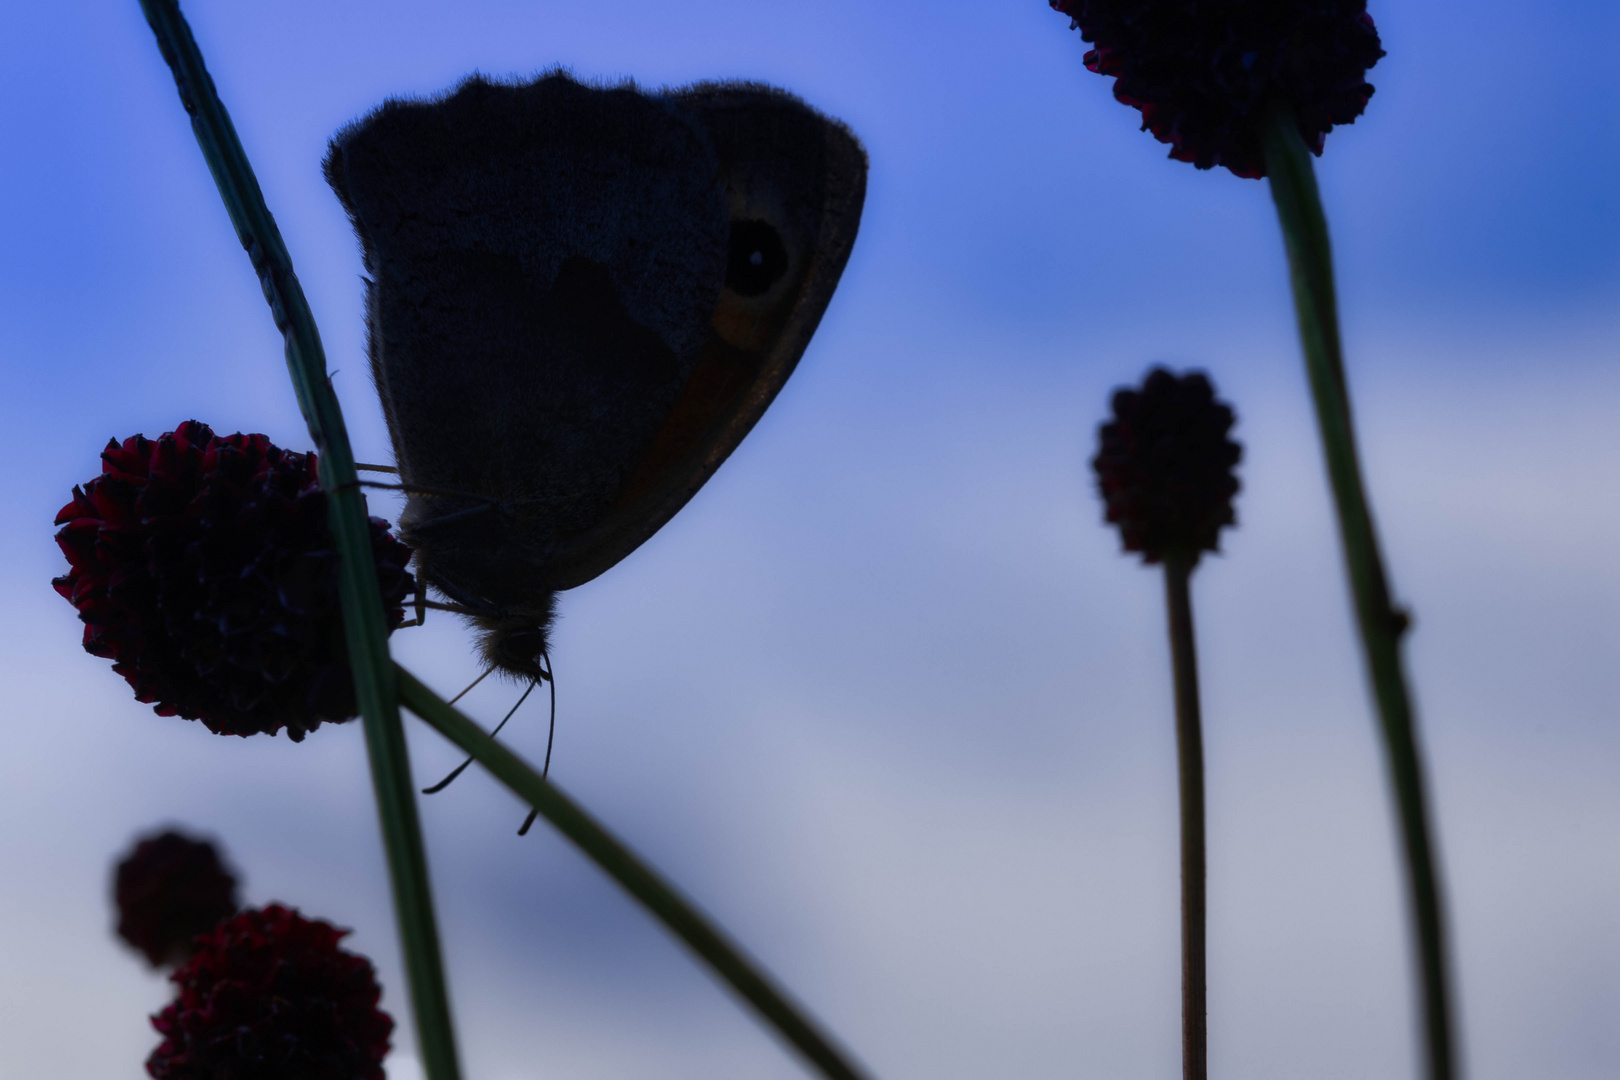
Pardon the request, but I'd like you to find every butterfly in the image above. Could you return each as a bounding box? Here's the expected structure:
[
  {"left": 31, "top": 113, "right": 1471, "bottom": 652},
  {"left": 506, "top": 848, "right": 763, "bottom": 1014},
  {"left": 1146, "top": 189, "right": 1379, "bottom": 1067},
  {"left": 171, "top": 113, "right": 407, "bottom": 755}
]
[{"left": 324, "top": 72, "right": 866, "bottom": 680}]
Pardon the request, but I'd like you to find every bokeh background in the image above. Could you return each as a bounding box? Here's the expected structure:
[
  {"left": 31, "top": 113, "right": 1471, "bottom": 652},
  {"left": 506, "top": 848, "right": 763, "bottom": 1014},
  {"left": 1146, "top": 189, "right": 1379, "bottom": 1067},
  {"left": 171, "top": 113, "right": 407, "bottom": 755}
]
[{"left": 2, "top": 1, "right": 1616, "bottom": 1077}]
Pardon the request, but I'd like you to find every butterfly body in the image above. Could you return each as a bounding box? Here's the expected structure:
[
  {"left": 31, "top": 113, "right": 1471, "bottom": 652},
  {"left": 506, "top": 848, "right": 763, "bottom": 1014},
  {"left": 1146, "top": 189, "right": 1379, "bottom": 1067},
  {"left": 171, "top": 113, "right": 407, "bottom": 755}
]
[{"left": 325, "top": 73, "right": 866, "bottom": 677}]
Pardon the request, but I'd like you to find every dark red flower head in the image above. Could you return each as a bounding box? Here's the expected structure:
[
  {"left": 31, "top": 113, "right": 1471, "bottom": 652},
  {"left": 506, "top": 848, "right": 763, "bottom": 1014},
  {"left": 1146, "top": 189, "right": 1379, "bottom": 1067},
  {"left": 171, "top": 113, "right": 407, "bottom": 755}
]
[
  {"left": 147, "top": 904, "right": 394, "bottom": 1080},
  {"left": 115, "top": 829, "right": 240, "bottom": 968},
  {"left": 1049, "top": 0, "right": 1385, "bottom": 178},
  {"left": 1093, "top": 367, "right": 1241, "bottom": 564},
  {"left": 53, "top": 421, "right": 414, "bottom": 740}
]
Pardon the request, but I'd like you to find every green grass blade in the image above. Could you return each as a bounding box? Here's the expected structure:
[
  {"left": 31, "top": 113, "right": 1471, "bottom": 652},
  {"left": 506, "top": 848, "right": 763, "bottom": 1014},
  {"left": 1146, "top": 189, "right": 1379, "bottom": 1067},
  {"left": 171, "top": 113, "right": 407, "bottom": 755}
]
[
  {"left": 135, "top": 4, "right": 462, "bottom": 1076},
  {"left": 1262, "top": 101, "right": 1457, "bottom": 1080},
  {"left": 396, "top": 664, "right": 877, "bottom": 1080}
]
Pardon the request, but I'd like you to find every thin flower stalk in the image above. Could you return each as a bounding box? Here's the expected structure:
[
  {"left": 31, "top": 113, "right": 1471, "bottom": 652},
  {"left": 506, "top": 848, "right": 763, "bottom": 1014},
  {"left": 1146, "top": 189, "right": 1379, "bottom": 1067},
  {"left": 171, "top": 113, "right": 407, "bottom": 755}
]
[
  {"left": 1261, "top": 98, "right": 1456, "bottom": 1080},
  {"left": 1164, "top": 551, "right": 1207, "bottom": 1080},
  {"left": 136, "top": 2, "right": 461, "bottom": 1076}
]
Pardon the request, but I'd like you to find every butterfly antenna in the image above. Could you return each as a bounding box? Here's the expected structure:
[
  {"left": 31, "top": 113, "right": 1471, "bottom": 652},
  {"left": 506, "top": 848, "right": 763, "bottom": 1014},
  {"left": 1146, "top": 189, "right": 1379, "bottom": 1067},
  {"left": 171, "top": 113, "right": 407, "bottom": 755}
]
[
  {"left": 420, "top": 756, "right": 475, "bottom": 795},
  {"left": 540, "top": 652, "right": 557, "bottom": 778},
  {"left": 518, "top": 653, "right": 556, "bottom": 836},
  {"left": 422, "top": 672, "right": 534, "bottom": 795}
]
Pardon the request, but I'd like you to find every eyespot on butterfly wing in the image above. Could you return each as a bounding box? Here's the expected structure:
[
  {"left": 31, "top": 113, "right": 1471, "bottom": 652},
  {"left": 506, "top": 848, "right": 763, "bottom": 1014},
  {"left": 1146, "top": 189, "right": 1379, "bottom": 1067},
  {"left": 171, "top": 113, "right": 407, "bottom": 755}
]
[{"left": 324, "top": 72, "right": 866, "bottom": 679}]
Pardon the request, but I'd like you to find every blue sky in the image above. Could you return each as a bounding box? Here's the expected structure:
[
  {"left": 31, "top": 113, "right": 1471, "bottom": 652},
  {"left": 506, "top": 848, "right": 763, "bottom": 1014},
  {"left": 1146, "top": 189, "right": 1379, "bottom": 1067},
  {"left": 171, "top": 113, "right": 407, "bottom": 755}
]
[{"left": 1, "top": 2, "right": 1617, "bottom": 1078}]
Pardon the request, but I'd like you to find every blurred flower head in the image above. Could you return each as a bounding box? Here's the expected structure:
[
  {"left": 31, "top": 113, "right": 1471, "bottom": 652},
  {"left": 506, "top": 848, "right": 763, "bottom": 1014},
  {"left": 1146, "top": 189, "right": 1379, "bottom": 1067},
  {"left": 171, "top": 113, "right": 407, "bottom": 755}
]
[
  {"left": 147, "top": 904, "right": 393, "bottom": 1080},
  {"left": 1049, "top": 0, "right": 1385, "bottom": 178},
  {"left": 114, "top": 829, "right": 240, "bottom": 968},
  {"left": 1093, "top": 367, "right": 1242, "bottom": 564},
  {"left": 53, "top": 421, "right": 414, "bottom": 740}
]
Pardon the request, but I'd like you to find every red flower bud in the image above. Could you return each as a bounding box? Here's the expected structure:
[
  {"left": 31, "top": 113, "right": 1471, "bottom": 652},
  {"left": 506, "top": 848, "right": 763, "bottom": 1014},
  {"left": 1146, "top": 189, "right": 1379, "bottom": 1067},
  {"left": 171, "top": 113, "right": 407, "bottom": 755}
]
[
  {"left": 1094, "top": 368, "right": 1242, "bottom": 563},
  {"left": 1049, "top": 0, "right": 1385, "bottom": 178},
  {"left": 147, "top": 904, "right": 393, "bottom": 1080},
  {"left": 53, "top": 421, "right": 415, "bottom": 740},
  {"left": 114, "top": 829, "right": 240, "bottom": 968}
]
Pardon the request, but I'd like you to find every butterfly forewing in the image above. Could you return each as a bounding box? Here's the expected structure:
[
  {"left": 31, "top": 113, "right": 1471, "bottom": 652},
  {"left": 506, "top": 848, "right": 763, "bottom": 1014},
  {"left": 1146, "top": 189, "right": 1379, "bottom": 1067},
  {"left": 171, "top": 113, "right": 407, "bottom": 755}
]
[
  {"left": 325, "top": 72, "right": 865, "bottom": 672},
  {"left": 545, "top": 82, "right": 869, "bottom": 587}
]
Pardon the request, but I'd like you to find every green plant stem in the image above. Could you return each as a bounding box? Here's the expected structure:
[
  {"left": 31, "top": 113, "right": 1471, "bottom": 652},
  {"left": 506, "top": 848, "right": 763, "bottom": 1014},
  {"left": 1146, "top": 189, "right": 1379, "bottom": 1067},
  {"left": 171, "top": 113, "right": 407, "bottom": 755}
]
[
  {"left": 1261, "top": 101, "right": 1456, "bottom": 1080},
  {"left": 1163, "top": 553, "right": 1206, "bottom": 1080},
  {"left": 136, "top": 4, "right": 461, "bottom": 1077},
  {"left": 396, "top": 665, "right": 876, "bottom": 1080}
]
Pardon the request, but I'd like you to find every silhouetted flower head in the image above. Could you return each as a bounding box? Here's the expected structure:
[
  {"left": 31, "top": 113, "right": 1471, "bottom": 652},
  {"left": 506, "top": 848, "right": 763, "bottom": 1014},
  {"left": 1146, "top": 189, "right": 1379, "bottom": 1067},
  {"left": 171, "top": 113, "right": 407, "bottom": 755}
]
[
  {"left": 115, "top": 829, "right": 240, "bottom": 968},
  {"left": 1049, "top": 0, "right": 1385, "bottom": 178},
  {"left": 147, "top": 904, "right": 393, "bottom": 1080},
  {"left": 1093, "top": 367, "right": 1242, "bottom": 563},
  {"left": 53, "top": 421, "right": 414, "bottom": 740}
]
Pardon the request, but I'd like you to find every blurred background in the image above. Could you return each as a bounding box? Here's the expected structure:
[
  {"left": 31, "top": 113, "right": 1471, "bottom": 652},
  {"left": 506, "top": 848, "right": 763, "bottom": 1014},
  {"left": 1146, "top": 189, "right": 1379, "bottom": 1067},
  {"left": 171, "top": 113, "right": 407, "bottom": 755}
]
[{"left": 2, "top": 1, "right": 1616, "bottom": 1077}]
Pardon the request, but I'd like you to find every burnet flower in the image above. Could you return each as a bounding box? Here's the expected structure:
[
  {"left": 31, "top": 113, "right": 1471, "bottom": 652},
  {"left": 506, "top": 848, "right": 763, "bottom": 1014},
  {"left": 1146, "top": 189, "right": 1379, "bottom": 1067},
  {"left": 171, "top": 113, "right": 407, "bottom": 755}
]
[
  {"left": 1093, "top": 367, "right": 1242, "bottom": 564},
  {"left": 1049, "top": 0, "right": 1385, "bottom": 178},
  {"left": 146, "top": 904, "right": 393, "bottom": 1080},
  {"left": 1090, "top": 366, "right": 1242, "bottom": 1080},
  {"left": 53, "top": 421, "right": 415, "bottom": 740},
  {"left": 114, "top": 829, "right": 240, "bottom": 968}
]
